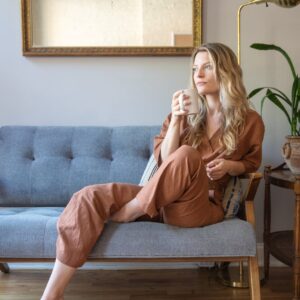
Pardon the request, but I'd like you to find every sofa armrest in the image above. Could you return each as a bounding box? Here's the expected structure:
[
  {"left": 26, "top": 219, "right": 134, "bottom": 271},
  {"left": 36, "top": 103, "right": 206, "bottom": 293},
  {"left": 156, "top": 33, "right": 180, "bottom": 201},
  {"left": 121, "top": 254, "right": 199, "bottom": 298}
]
[{"left": 238, "top": 172, "right": 262, "bottom": 227}]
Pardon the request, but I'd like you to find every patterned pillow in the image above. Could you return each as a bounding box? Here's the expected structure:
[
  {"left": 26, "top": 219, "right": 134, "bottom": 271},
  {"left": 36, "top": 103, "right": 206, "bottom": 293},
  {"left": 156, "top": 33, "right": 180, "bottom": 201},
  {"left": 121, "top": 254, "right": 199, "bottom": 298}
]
[
  {"left": 139, "top": 154, "right": 159, "bottom": 186},
  {"left": 139, "top": 154, "right": 243, "bottom": 218},
  {"left": 222, "top": 176, "right": 243, "bottom": 219}
]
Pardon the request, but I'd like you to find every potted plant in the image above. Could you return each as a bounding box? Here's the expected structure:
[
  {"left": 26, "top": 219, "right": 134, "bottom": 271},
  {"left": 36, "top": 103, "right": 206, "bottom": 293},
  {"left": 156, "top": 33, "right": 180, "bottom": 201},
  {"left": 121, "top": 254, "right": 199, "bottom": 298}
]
[{"left": 248, "top": 43, "right": 300, "bottom": 174}]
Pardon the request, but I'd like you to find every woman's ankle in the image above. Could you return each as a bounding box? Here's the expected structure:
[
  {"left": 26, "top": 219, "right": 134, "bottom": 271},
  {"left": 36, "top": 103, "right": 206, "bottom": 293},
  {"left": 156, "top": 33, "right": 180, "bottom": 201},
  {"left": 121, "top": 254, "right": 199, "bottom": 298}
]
[{"left": 41, "top": 293, "right": 63, "bottom": 300}]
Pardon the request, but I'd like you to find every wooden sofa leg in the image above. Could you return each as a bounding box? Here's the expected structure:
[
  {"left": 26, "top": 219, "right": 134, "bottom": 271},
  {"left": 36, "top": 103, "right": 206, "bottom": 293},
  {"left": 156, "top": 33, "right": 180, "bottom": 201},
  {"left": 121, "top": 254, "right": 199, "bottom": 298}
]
[
  {"left": 0, "top": 263, "right": 10, "bottom": 273},
  {"left": 248, "top": 257, "right": 261, "bottom": 300}
]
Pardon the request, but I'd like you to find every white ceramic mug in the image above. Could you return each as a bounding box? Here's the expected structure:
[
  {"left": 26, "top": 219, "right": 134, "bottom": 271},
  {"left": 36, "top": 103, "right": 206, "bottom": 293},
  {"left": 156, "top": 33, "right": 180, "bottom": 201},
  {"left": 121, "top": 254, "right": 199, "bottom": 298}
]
[{"left": 179, "top": 88, "right": 199, "bottom": 115}]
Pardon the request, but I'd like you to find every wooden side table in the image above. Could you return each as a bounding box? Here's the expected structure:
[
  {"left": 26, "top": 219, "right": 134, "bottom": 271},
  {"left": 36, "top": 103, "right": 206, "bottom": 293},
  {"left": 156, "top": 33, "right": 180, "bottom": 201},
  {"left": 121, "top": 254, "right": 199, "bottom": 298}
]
[{"left": 264, "top": 163, "right": 300, "bottom": 300}]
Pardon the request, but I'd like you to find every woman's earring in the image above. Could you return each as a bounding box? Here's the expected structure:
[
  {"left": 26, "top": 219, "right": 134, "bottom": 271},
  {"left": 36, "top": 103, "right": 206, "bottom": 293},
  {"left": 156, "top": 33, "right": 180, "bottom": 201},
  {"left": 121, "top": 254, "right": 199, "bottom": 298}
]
[{"left": 220, "top": 91, "right": 224, "bottom": 103}]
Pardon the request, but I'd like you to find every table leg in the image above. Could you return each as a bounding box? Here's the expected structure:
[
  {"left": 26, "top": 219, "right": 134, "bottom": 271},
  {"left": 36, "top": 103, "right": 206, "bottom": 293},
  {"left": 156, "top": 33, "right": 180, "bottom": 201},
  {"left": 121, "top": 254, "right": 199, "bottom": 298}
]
[
  {"left": 293, "top": 177, "right": 300, "bottom": 300},
  {"left": 0, "top": 263, "right": 9, "bottom": 273},
  {"left": 264, "top": 166, "right": 271, "bottom": 280}
]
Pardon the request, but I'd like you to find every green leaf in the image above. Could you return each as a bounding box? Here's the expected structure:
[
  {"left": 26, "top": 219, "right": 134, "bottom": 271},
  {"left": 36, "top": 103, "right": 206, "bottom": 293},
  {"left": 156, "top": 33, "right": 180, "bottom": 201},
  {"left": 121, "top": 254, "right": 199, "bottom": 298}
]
[
  {"left": 247, "top": 87, "right": 265, "bottom": 99},
  {"left": 292, "top": 75, "right": 300, "bottom": 111},
  {"left": 263, "top": 89, "right": 291, "bottom": 125},
  {"left": 250, "top": 43, "right": 296, "bottom": 79},
  {"left": 267, "top": 90, "right": 291, "bottom": 107},
  {"left": 248, "top": 86, "right": 291, "bottom": 106},
  {"left": 267, "top": 87, "right": 291, "bottom": 104},
  {"left": 297, "top": 110, "right": 300, "bottom": 122},
  {"left": 292, "top": 75, "right": 300, "bottom": 122},
  {"left": 260, "top": 94, "right": 268, "bottom": 116},
  {"left": 297, "top": 110, "right": 300, "bottom": 134}
]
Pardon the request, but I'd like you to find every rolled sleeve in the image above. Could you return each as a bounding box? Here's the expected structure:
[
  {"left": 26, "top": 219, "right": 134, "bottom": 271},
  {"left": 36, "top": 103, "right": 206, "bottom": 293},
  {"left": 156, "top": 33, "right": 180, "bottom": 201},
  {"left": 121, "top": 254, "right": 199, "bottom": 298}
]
[
  {"left": 153, "top": 114, "right": 189, "bottom": 167},
  {"left": 153, "top": 114, "right": 172, "bottom": 166}
]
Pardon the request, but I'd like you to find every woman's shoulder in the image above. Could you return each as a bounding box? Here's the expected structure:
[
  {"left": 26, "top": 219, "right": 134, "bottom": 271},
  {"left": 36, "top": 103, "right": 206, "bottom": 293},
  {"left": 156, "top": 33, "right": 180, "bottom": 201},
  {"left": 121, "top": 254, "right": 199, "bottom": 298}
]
[
  {"left": 242, "top": 109, "right": 265, "bottom": 137},
  {"left": 245, "top": 109, "right": 264, "bottom": 125}
]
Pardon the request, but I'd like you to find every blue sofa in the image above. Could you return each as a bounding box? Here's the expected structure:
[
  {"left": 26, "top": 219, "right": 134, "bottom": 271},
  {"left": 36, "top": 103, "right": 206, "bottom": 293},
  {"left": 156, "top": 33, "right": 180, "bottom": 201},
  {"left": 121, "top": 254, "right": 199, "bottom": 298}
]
[{"left": 0, "top": 126, "right": 261, "bottom": 299}]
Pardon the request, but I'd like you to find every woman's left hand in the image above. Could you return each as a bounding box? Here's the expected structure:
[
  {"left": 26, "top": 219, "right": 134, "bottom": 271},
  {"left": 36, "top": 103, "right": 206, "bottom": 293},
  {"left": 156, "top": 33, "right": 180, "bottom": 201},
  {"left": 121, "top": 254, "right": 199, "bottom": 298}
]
[{"left": 206, "top": 158, "right": 230, "bottom": 181}]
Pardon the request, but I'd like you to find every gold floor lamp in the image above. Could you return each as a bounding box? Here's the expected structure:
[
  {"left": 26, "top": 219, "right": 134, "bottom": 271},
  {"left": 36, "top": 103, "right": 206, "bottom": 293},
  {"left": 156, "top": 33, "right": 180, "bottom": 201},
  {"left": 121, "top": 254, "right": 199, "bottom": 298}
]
[
  {"left": 218, "top": 0, "right": 300, "bottom": 289},
  {"left": 238, "top": 0, "right": 300, "bottom": 64}
]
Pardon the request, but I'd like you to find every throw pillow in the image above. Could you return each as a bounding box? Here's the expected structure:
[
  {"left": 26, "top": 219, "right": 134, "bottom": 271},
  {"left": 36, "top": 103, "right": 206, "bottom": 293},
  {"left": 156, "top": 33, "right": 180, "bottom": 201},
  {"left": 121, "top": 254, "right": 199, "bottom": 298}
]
[
  {"left": 222, "top": 176, "right": 243, "bottom": 219},
  {"left": 139, "top": 154, "right": 159, "bottom": 186}
]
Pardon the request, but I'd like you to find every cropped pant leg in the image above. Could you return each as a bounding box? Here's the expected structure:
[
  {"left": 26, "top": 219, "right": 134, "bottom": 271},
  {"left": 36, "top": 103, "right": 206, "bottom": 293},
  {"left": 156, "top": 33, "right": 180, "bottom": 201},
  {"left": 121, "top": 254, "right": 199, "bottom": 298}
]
[
  {"left": 56, "top": 145, "right": 224, "bottom": 268},
  {"left": 56, "top": 183, "right": 142, "bottom": 268}
]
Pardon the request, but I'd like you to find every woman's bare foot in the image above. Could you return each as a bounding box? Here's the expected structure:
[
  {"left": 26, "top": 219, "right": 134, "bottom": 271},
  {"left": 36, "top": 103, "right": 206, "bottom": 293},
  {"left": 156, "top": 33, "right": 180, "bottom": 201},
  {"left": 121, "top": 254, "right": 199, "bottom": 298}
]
[{"left": 110, "top": 198, "right": 145, "bottom": 222}]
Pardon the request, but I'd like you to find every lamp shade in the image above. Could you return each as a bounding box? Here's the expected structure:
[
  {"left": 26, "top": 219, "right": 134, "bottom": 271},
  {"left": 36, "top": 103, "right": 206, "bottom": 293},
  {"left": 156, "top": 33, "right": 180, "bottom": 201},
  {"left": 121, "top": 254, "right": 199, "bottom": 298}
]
[{"left": 250, "top": 0, "right": 300, "bottom": 7}]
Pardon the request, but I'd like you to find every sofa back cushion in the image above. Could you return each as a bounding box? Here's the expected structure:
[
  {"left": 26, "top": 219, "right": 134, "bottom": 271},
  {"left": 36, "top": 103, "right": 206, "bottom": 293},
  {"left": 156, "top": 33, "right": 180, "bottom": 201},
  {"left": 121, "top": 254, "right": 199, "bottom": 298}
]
[{"left": 0, "top": 126, "right": 160, "bottom": 207}]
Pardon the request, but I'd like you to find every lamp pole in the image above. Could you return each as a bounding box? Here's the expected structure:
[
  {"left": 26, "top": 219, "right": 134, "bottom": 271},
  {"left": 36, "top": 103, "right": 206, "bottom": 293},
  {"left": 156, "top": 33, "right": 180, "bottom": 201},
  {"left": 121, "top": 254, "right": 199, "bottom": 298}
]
[{"left": 237, "top": 2, "right": 256, "bottom": 64}]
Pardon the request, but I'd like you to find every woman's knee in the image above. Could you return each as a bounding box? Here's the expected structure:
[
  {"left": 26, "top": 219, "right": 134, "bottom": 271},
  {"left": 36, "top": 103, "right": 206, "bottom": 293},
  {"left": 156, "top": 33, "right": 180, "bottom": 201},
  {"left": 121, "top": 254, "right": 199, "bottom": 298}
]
[
  {"left": 74, "top": 184, "right": 99, "bottom": 198},
  {"left": 57, "top": 185, "right": 98, "bottom": 228},
  {"left": 69, "top": 184, "right": 104, "bottom": 208},
  {"left": 174, "top": 145, "right": 203, "bottom": 164}
]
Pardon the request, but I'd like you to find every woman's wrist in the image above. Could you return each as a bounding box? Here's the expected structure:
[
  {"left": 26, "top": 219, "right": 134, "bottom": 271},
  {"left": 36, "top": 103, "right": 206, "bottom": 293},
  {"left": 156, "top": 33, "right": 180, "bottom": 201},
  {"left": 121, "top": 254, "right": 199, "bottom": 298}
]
[
  {"left": 227, "top": 160, "right": 246, "bottom": 176},
  {"left": 170, "top": 114, "right": 183, "bottom": 127}
]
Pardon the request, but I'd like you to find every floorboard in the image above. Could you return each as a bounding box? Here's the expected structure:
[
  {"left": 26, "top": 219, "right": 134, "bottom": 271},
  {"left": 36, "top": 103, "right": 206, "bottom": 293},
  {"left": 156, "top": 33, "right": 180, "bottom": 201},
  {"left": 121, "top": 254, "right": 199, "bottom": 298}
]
[{"left": 0, "top": 267, "right": 293, "bottom": 300}]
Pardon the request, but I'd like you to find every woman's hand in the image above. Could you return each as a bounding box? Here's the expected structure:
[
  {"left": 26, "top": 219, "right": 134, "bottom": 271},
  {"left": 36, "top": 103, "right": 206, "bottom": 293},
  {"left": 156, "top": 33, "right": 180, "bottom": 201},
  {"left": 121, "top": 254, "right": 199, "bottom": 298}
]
[
  {"left": 206, "top": 159, "right": 246, "bottom": 180},
  {"left": 171, "top": 90, "right": 191, "bottom": 117},
  {"left": 160, "top": 90, "right": 192, "bottom": 161},
  {"left": 206, "top": 158, "right": 230, "bottom": 181}
]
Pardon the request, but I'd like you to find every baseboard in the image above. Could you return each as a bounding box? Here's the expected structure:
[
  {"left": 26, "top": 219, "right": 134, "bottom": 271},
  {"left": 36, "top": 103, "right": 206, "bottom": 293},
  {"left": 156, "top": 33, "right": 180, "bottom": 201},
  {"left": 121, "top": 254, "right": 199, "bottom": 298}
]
[{"left": 7, "top": 243, "right": 287, "bottom": 270}]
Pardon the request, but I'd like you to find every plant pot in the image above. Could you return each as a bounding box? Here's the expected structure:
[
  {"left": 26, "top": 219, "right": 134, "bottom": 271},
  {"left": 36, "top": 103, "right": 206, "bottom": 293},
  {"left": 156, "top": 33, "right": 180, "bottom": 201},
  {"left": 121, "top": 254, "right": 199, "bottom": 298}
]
[{"left": 282, "top": 135, "right": 300, "bottom": 175}]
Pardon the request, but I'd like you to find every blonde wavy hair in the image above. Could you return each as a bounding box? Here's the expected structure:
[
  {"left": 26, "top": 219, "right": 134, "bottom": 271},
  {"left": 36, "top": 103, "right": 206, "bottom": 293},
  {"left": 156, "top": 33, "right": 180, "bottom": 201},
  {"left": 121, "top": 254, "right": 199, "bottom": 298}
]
[{"left": 184, "top": 43, "right": 250, "bottom": 154}]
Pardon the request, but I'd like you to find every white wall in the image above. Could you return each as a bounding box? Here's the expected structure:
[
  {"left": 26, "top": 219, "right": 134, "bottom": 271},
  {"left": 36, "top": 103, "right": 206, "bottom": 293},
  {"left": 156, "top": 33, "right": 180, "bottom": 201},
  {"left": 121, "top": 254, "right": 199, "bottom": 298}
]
[
  {"left": 0, "top": 0, "right": 300, "bottom": 242},
  {"left": 0, "top": 1, "right": 190, "bottom": 126}
]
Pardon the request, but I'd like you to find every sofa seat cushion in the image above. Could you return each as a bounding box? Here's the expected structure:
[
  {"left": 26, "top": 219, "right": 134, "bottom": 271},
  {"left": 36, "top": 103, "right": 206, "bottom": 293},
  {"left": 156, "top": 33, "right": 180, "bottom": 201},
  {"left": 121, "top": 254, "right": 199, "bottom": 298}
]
[{"left": 0, "top": 207, "right": 256, "bottom": 259}]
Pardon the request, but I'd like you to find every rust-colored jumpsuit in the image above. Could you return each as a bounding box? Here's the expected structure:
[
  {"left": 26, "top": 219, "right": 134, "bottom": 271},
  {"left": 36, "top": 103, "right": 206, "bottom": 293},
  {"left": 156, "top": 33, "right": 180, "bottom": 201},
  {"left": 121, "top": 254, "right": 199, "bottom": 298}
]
[{"left": 56, "top": 110, "right": 264, "bottom": 268}]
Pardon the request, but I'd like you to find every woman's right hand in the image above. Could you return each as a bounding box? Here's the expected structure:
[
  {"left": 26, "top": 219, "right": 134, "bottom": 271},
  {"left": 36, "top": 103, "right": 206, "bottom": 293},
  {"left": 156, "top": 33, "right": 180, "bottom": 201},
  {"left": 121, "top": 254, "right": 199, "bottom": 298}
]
[
  {"left": 160, "top": 90, "right": 190, "bottom": 160},
  {"left": 171, "top": 90, "right": 191, "bottom": 117}
]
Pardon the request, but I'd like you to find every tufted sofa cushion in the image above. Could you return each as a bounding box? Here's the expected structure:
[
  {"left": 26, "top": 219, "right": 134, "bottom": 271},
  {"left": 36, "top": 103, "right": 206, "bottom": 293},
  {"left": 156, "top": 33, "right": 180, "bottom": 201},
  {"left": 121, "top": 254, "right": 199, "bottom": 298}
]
[{"left": 0, "top": 126, "right": 160, "bottom": 207}]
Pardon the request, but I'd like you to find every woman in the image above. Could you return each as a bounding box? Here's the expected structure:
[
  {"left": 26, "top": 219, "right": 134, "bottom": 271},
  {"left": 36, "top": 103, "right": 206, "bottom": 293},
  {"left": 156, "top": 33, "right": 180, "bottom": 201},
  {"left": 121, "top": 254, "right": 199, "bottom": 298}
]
[{"left": 41, "top": 43, "right": 264, "bottom": 300}]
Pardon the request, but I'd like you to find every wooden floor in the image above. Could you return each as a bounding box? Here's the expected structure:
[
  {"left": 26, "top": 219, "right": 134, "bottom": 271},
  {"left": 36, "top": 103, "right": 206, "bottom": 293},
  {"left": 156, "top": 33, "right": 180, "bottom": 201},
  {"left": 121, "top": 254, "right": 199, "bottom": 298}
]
[{"left": 0, "top": 267, "right": 293, "bottom": 300}]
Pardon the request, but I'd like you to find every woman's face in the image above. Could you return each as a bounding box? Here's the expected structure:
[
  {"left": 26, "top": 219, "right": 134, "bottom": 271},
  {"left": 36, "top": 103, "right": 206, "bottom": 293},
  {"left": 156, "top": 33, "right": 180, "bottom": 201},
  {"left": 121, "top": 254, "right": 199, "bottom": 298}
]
[{"left": 193, "top": 51, "right": 220, "bottom": 96}]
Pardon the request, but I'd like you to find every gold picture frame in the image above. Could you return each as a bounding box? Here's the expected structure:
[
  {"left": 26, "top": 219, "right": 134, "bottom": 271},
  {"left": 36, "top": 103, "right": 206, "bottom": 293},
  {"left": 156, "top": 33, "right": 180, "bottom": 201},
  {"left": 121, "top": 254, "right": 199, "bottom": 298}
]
[{"left": 21, "top": 0, "right": 202, "bottom": 57}]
